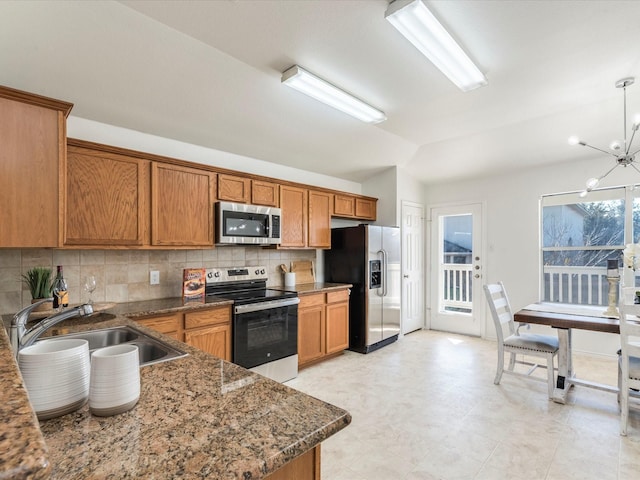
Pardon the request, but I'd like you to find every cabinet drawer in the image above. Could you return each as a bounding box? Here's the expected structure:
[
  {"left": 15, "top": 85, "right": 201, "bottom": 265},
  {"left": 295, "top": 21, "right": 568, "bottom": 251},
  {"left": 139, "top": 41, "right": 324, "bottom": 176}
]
[
  {"left": 185, "top": 306, "right": 231, "bottom": 329},
  {"left": 299, "top": 293, "right": 325, "bottom": 309},
  {"left": 136, "top": 313, "right": 181, "bottom": 334},
  {"left": 326, "top": 289, "right": 349, "bottom": 304}
]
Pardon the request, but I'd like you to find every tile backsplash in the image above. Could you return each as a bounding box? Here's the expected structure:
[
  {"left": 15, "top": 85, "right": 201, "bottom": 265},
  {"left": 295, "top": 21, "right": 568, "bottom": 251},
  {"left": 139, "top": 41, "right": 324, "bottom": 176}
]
[{"left": 0, "top": 247, "right": 316, "bottom": 314}]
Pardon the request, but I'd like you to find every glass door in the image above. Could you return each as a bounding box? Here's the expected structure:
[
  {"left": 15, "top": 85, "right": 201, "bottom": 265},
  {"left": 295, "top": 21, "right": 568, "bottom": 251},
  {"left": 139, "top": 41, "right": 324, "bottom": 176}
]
[{"left": 429, "top": 203, "right": 483, "bottom": 336}]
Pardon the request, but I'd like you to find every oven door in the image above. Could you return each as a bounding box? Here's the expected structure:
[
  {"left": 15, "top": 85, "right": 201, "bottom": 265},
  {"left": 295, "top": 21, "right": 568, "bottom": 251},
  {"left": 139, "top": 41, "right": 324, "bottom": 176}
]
[{"left": 233, "top": 298, "right": 299, "bottom": 369}]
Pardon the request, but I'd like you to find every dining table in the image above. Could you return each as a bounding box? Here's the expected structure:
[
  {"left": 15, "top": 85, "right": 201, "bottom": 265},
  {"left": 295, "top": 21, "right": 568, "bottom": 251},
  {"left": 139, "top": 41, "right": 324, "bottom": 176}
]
[{"left": 514, "top": 302, "right": 620, "bottom": 404}]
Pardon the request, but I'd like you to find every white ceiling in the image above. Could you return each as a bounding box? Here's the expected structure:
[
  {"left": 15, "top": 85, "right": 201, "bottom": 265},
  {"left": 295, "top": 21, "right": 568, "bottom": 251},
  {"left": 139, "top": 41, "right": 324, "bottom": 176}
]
[{"left": 2, "top": 0, "right": 640, "bottom": 185}]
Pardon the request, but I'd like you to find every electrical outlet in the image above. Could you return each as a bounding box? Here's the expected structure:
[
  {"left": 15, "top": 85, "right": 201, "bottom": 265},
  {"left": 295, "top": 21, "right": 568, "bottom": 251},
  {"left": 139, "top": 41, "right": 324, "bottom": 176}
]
[{"left": 150, "top": 270, "right": 160, "bottom": 285}]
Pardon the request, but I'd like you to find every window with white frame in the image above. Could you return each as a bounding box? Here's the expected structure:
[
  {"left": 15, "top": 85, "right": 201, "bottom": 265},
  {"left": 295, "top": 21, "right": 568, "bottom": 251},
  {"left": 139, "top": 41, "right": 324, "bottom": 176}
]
[{"left": 541, "top": 186, "right": 640, "bottom": 305}]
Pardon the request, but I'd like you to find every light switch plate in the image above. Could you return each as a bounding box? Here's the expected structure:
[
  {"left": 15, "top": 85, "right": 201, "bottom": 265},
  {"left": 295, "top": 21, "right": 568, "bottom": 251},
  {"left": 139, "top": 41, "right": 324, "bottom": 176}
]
[{"left": 150, "top": 270, "right": 160, "bottom": 285}]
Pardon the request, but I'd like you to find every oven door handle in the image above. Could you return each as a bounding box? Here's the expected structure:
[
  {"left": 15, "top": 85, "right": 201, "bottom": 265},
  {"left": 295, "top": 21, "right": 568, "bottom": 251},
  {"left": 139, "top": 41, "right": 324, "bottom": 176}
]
[{"left": 234, "top": 297, "right": 300, "bottom": 314}]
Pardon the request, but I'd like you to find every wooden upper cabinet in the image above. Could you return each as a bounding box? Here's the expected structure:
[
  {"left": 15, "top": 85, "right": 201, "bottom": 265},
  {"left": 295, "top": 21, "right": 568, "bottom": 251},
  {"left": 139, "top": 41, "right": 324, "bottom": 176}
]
[
  {"left": 355, "top": 197, "right": 376, "bottom": 220},
  {"left": 334, "top": 195, "right": 355, "bottom": 218},
  {"left": 280, "top": 185, "right": 307, "bottom": 248},
  {"left": 0, "top": 86, "right": 72, "bottom": 248},
  {"left": 65, "top": 143, "right": 148, "bottom": 246},
  {"left": 333, "top": 194, "right": 377, "bottom": 221},
  {"left": 251, "top": 180, "right": 279, "bottom": 207},
  {"left": 217, "top": 174, "right": 250, "bottom": 204},
  {"left": 151, "top": 163, "right": 216, "bottom": 246},
  {"left": 308, "top": 190, "right": 331, "bottom": 249}
]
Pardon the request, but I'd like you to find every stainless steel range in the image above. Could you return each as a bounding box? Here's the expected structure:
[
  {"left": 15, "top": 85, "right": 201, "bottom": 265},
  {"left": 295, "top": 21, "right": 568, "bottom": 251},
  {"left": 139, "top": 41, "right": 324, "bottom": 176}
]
[{"left": 205, "top": 266, "right": 299, "bottom": 382}]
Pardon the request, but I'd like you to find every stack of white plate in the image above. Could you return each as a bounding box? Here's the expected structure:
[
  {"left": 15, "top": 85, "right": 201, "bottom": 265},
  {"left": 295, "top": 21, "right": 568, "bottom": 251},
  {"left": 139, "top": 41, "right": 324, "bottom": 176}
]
[
  {"left": 89, "top": 344, "right": 140, "bottom": 417},
  {"left": 18, "top": 339, "right": 90, "bottom": 420}
]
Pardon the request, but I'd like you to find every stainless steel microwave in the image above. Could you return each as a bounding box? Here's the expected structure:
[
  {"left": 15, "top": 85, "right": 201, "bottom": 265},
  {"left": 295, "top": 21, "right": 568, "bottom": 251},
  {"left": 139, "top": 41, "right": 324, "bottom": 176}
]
[{"left": 215, "top": 201, "right": 281, "bottom": 245}]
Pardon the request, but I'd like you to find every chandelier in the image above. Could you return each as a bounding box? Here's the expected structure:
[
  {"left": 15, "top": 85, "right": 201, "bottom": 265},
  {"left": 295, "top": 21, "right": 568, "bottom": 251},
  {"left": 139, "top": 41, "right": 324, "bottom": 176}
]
[{"left": 569, "top": 77, "right": 640, "bottom": 197}]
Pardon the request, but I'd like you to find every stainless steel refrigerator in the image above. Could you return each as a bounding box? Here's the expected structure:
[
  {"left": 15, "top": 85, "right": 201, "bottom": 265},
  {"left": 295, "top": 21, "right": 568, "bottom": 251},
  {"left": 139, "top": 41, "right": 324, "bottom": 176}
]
[{"left": 325, "top": 225, "right": 401, "bottom": 353}]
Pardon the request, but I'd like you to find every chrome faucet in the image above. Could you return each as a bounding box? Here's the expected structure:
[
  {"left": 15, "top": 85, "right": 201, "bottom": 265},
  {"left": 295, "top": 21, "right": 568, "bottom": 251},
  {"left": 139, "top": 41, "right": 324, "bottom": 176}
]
[{"left": 10, "top": 299, "right": 94, "bottom": 357}]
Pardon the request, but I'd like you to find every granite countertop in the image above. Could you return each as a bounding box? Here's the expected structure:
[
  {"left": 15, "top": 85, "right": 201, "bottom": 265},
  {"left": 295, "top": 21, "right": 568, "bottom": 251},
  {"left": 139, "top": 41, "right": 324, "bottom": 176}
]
[
  {"left": 108, "top": 297, "right": 233, "bottom": 318},
  {"left": 1, "top": 313, "right": 351, "bottom": 480},
  {"left": 2, "top": 286, "right": 349, "bottom": 328},
  {"left": 275, "top": 282, "right": 352, "bottom": 295}
]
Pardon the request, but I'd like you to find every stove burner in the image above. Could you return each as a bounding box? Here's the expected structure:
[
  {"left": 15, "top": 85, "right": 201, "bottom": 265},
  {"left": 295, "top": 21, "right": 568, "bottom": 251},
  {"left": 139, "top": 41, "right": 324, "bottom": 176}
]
[{"left": 205, "top": 265, "right": 296, "bottom": 305}]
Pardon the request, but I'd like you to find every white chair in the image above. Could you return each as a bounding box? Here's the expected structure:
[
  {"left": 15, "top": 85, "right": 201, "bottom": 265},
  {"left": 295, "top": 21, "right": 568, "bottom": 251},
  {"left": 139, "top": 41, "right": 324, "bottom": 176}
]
[
  {"left": 617, "top": 301, "right": 640, "bottom": 435},
  {"left": 484, "top": 282, "right": 559, "bottom": 398}
]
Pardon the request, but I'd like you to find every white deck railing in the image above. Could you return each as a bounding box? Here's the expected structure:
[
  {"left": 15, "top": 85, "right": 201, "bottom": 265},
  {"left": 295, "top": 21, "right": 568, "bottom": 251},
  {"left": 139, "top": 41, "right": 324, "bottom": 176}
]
[
  {"left": 542, "top": 265, "right": 612, "bottom": 305},
  {"left": 442, "top": 263, "right": 473, "bottom": 311},
  {"left": 442, "top": 264, "right": 621, "bottom": 311}
]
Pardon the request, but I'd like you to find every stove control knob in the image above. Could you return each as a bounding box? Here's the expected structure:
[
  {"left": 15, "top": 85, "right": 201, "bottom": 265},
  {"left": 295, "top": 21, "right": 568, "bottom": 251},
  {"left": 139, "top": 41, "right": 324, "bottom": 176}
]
[
  {"left": 214, "top": 271, "right": 220, "bottom": 278},
  {"left": 260, "top": 268, "right": 266, "bottom": 275},
  {"left": 207, "top": 272, "right": 213, "bottom": 279},
  {"left": 255, "top": 269, "right": 260, "bottom": 275}
]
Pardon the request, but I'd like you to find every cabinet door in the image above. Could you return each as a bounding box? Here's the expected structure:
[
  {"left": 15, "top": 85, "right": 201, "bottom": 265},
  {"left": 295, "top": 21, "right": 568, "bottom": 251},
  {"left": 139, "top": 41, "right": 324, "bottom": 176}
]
[
  {"left": 218, "top": 174, "right": 250, "bottom": 203},
  {"left": 251, "top": 180, "right": 279, "bottom": 207},
  {"left": 326, "top": 301, "right": 349, "bottom": 354},
  {"left": 135, "top": 313, "right": 183, "bottom": 341},
  {"left": 185, "top": 324, "right": 231, "bottom": 361},
  {"left": 355, "top": 198, "right": 377, "bottom": 220},
  {"left": 0, "top": 90, "right": 71, "bottom": 247},
  {"left": 333, "top": 194, "right": 355, "bottom": 218},
  {"left": 298, "top": 305, "right": 325, "bottom": 366},
  {"left": 151, "top": 163, "right": 216, "bottom": 246},
  {"left": 280, "top": 185, "right": 307, "bottom": 248},
  {"left": 65, "top": 145, "right": 148, "bottom": 246},
  {"left": 308, "top": 190, "right": 331, "bottom": 249}
]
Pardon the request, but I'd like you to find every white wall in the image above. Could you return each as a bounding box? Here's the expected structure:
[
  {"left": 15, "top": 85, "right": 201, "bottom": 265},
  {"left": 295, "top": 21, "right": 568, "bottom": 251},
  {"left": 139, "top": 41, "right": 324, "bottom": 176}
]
[
  {"left": 424, "top": 156, "right": 631, "bottom": 357},
  {"left": 362, "top": 167, "right": 398, "bottom": 226},
  {"left": 68, "top": 117, "right": 362, "bottom": 194},
  {"left": 361, "top": 165, "right": 426, "bottom": 227}
]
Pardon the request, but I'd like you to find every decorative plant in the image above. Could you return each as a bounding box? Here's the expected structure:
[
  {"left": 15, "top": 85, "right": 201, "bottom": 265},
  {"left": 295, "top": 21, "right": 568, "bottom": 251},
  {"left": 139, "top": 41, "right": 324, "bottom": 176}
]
[{"left": 21, "top": 267, "right": 52, "bottom": 300}]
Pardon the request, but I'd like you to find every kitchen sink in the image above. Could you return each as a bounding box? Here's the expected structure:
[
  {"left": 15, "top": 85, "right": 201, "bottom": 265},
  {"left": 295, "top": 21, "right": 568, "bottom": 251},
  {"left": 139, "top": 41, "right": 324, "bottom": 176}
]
[{"left": 43, "top": 325, "right": 188, "bottom": 367}]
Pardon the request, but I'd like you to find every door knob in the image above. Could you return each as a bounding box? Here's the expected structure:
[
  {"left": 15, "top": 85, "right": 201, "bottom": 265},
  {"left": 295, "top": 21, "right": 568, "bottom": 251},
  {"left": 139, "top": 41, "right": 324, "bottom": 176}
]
[
  {"left": 474, "top": 265, "right": 480, "bottom": 270},
  {"left": 474, "top": 274, "right": 480, "bottom": 278}
]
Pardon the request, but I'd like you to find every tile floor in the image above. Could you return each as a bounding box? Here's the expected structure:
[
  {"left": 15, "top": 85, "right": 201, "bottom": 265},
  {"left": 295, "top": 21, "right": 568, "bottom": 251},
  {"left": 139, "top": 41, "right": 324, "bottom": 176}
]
[{"left": 287, "top": 330, "right": 640, "bottom": 480}]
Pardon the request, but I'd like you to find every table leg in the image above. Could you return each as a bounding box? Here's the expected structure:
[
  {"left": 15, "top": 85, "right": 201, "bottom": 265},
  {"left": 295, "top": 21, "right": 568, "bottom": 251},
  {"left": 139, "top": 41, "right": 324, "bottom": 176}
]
[{"left": 553, "top": 327, "right": 573, "bottom": 404}]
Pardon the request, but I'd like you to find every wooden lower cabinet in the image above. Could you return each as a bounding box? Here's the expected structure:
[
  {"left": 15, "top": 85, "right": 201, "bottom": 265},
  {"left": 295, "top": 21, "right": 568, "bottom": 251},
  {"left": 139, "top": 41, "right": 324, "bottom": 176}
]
[
  {"left": 298, "top": 301, "right": 325, "bottom": 365},
  {"left": 325, "top": 290, "right": 349, "bottom": 354},
  {"left": 132, "top": 305, "right": 232, "bottom": 361},
  {"left": 184, "top": 306, "right": 232, "bottom": 361},
  {"left": 184, "top": 324, "right": 231, "bottom": 360},
  {"left": 266, "top": 445, "right": 320, "bottom": 480},
  {"left": 298, "top": 289, "right": 350, "bottom": 368},
  {"left": 135, "top": 312, "right": 182, "bottom": 340}
]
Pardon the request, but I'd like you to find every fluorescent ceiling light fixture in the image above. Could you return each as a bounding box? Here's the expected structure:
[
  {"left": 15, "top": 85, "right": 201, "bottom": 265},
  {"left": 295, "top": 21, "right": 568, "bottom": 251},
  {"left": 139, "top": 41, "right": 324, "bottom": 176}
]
[
  {"left": 385, "top": 0, "right": 487, "bottom": 92},
  {"left": 281, "top": 65, "right": 386, "bottom": 124}
]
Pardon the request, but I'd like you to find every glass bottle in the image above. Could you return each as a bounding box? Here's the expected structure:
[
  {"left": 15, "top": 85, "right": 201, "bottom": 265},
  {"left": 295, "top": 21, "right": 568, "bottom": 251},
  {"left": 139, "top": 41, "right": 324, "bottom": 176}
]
[{"left": 52, "top": 265, "right": 69, "bottom": 309}]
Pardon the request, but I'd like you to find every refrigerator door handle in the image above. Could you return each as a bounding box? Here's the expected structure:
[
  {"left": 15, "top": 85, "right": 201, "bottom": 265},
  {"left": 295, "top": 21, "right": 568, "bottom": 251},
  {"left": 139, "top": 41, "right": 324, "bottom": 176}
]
[{"left": 381, "top": 248, "right": 388, "bottom": 297}]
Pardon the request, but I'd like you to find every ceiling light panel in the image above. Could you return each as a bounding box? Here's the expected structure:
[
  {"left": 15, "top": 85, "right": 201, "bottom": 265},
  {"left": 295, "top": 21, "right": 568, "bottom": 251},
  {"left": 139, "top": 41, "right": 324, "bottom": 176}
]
[
  {"left": 385, "top": 0, "right": 487, "bottom": 92},
  {"left": 281, "top": 65, "right": 387, "bottom": 124}
]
